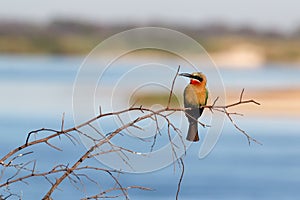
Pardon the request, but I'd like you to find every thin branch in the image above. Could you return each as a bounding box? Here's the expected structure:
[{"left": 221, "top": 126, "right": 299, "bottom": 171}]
[
  {"left": 167, "top": 65, "right": 180, "bottom": 108},
  {"left": 0, "top": 70, "right": 261, "bottom": 199},
  {"left": 61, "top": 112, "right": 65, "bottom": 132},
  {"left": 176, "top": 157, "right": 185, "bottom": 200},
  {"left": 45, "top": 141, "right": 62, "bottom": 151}
]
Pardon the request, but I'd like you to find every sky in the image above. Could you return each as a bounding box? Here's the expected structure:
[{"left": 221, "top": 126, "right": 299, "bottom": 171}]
[{"left": 0, "top": 0, "right": 300, "bottom": 33}]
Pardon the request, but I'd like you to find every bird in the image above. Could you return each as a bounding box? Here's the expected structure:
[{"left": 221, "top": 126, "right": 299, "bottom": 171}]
[{"left": 179, "top": 72, "right": 208, "bottom": 142}]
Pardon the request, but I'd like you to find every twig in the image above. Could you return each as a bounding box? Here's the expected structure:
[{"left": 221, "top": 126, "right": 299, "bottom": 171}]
[
  {"left": 167, "top": 65, "right": 180, "bottom": 108},
  {"left": 0, "top": 70, "right": 261, "bottom": 199},
  {"left": 61, "top": 112, "right": 65, "bottom": 132},
  {"left": 176, "top": 157, "right": 184, "bottom": 200}
]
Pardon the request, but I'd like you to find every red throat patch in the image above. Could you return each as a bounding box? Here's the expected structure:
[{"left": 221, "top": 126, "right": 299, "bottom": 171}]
[{"left": 190, "top": 79, "right": 201, "bottom": 85}]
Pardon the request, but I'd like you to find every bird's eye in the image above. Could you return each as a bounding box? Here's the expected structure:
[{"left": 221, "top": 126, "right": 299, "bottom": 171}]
[
  {"left": 197, "top": 77, "right": 203, "bottom": 82},
  {"left": 191, "top": 75, "right": 203, "bottom": 82}
]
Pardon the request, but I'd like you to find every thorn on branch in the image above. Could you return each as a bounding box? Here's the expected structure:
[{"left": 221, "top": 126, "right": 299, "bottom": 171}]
[{"left": 139, "top": 105, "right": 144, "bottom": 113}]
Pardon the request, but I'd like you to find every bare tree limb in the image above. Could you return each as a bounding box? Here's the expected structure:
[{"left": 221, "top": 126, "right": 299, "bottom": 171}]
[
  {"left": 167, "top": 65, "right": 180, "bottom": 108},
  {"left": 0, "top": 65, "right": 261, "bottom": 199},
  {"left": 176, "top": 157, "right": 184, "bottom": 200}
]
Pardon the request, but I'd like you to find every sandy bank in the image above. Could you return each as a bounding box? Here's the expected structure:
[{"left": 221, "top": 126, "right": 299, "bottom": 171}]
[{"left": 225, "top": 88, "right": 300, "bottom": 117}]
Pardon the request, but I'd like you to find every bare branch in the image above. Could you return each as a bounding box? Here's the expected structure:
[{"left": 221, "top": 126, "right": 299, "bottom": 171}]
[
  {"left": 167, "top": 65, "right": 180, "bottom": 108},
  {"left": 61, "top": 112, "right": 65, "bottom": 132},
  {"left": 205, "top": 89, "right": 262, "bottom": 145},
  {"left": 0, "top": 69, "right": 261, "bottom": 199},
  {"left": 176, "top": 157, "right": 185, "bottom": 200}
]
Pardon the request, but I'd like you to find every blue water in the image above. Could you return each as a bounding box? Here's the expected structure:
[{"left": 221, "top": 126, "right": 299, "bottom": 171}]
[
  {"left": 1, "top": 116, "right": 300, "bottom": 199},
  {"left": 0, "top": 55, "right": 300, "bottom": 199},
  {"left": 1, "top": 54, "right": 300, "bottom": 88}
]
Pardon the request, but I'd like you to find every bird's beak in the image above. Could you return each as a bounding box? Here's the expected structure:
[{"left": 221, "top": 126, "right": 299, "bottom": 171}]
[{"left": 179, "top": 73, "right": 193, "bottom": 78}]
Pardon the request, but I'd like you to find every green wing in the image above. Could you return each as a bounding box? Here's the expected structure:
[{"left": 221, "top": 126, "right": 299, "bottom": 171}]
[{"left": 205, "top": 88, "right": 209, "bottom": 105}]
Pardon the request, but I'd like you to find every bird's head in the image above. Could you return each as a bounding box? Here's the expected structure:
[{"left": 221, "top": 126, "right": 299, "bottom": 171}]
[{"left": 179, "top": 72, "right": 207, "bottom": 86}]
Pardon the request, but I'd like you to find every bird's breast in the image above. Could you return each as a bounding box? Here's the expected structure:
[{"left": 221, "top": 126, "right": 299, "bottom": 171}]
[{"left": 184, "top": 84, "right": 207, "bottom": 107}]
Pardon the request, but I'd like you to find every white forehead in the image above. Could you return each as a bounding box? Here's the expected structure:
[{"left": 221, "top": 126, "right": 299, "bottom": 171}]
[{"left": 191, "top": 72, "right": 204, "bottom": 77}]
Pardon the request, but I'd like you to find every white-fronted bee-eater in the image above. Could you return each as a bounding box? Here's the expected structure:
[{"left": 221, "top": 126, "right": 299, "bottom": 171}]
[{"left": 179, "top": 72, "right": 208, "bottom": 142}]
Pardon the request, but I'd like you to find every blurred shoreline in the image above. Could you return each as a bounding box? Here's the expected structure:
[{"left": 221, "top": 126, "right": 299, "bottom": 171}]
[
  {"left": 131, "top": 88, "right": 300, "bottom": 118},
  {"left": 1, "top": 19, "right": 300, "bottom": 66},
  {"left": 225, "top": 88, "right": 300, "bottom": 117}
]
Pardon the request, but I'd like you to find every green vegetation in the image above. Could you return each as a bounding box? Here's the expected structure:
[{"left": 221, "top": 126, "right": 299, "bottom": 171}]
[
  {"left": 130, "top": 93, "right": 181, "bottom": 107},
  {"left": 203, "top": 36, "right": 300, "bottom": 62},
  {"left": 0, "top": 20, "right": 300, "bottom": 63}
]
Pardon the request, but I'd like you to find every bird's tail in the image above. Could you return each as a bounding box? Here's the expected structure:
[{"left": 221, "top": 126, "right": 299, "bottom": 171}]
[{"left": 186, "top": 122, "right": 199, "bottom": 142}]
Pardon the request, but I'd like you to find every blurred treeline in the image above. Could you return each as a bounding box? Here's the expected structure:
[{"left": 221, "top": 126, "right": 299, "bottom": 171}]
[{"left": 0, "top": 19, "right": 300, "bottom": 62}]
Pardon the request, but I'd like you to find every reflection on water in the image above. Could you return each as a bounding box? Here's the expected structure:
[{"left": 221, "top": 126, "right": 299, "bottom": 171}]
[{"left": 0, "top": 55, "right": 299, "bottom": 199}]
